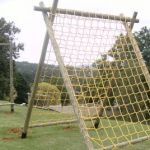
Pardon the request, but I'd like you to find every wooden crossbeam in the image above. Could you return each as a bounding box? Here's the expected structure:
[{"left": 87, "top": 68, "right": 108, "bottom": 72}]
[{"left": 34, "top": 6, "right": 139, "bottom": 23}]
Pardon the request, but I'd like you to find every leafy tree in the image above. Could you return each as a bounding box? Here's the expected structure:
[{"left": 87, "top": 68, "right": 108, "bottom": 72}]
[
  {"left": 0, "top": 17, "right": 23, "bottom": 100},
  {"left": 0, "top": 18, "right": 24, "bottom": 58},
  {"left": 134, "top": 26, "right": 150, "bottom": 70},
  {"left": 14, "top": 72, "right": 30, "bottom": 104}
]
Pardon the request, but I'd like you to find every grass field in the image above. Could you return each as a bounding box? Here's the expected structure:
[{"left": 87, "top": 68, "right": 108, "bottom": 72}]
[{"left": 0, "top": 104, "right": 150, "bottom": 150}]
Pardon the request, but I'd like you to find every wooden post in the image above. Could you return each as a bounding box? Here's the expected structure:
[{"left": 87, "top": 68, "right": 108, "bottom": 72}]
[
  {"left": 94, "top": 12, "right": 139, "bottom": 129},
  {"left": 123, "top": 13, "right": 150, "bottom": 90},
  {"left": 40, "top": 3, "right": 94, "bottom": 149},
  {"left": 130, "top": 12, "right": 138, "bottom": 30},
  {"left": 9, "top": 42, "right": 14, "bottom": 112},
  {"left": 21, "top": 0, "right": 59, "bottom": 139}
]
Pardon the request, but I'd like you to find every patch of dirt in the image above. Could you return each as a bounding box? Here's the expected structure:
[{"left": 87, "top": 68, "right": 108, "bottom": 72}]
[
  {"left": 0, "top": 137, "right": 15, "bottom": 142},
  {"left": 4, "top": 112, "right": 13, "bottom": 115},
  {"left": 8, "top": 128, "right": 21, "bottom": 134},
  {"left": 63, "top": 126, "right": 76, "bottom": 131}
]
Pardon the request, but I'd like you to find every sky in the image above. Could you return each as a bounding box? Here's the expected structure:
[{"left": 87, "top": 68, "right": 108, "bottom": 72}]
[{"left": 0, "top": 0, "right": 150, "bottom": 63}]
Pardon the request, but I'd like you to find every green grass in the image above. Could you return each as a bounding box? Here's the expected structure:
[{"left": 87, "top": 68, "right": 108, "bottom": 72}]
[
  {"left": 30, "top": 107, "right": 75, "bottom": 125},
  {"left": 0, "top": 104, "right": 150, "bottom": 150},
  {"left": 0, "top": 105, "right": 86, "bottom": 150},
  {"left": 87, "top": 119, "right": 150, "bottom": 149}
]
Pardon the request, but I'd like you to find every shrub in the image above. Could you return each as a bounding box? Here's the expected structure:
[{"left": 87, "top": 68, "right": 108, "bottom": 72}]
[{"left": 34, "top": 82, "right": 61, "bottom": 106}]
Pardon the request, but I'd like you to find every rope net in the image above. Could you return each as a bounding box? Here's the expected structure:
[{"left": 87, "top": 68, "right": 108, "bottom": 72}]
[{"left": 33, "top": 9, "right": 150, "bottom": 149}]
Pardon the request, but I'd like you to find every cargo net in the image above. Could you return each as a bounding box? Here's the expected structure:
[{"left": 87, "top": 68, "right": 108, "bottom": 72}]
[{"left": 34, "top": 10, "right": 150, "bottom": 149}]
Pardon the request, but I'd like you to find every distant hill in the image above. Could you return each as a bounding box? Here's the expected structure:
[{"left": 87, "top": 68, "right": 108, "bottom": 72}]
[
  {"left": 16, "top": 61, "right": 37, "bottom": 85},
  {"left": 15, "top": 61, "right": 62, "bottom": 85}
]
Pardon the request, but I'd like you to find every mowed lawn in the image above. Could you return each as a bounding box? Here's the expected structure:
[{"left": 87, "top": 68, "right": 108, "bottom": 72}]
[{"left": 0, "top": 104, "right": 150, "bottom": 150}]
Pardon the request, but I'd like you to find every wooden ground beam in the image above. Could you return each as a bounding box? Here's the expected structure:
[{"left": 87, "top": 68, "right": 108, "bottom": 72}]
[
  {"left": 97, "top": 136, "right": 150, "bottom": 150},
  {"left": 28, "top": 117, "right": 94, "bottom": 128},
  {"left": 29, "top": 119, "right": 77, "bottom": 128},
  {"left": 34, "top": 6, "right": 139, "bottom": 23},
  {"left": 33, "top": 106, "right": 61, "bottom": 113},
  {"left": 0, "top": 103, "right": 15, "bottom": 106}
]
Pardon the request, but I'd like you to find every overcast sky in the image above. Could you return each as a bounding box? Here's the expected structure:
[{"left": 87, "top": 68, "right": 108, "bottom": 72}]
[{"left": 0, "top": 0, "right": 149, "bottom": 63}]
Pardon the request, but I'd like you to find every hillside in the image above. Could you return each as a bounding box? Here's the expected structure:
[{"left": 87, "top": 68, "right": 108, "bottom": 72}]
[{"left": 16, "top": 61, "right": 37, "bottom": 84}]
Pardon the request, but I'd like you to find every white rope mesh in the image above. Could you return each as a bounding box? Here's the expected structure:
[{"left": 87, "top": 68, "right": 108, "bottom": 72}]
[{"left": 32, "top": 9, "right": 150, "bottom": 149}]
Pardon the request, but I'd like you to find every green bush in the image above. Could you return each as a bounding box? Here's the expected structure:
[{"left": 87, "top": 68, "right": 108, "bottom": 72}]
[{"left": 34, "top": 82, "right": 61, "bottom": 106}]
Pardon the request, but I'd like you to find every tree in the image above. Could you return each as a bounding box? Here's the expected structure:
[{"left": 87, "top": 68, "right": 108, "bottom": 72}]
[
  {"left": 134, "top": 27, "right": 150, "bottom": 71},
  {"left": 14, "top": 72, "right": 30, "bottom": 104},
  {"left": 0, "top": 17, "right": 24, "bottom": 100}
]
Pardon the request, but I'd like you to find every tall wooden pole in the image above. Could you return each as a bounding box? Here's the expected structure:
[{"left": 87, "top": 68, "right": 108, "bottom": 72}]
[
  {"left": 21, "top": 0, "right": 59, "bottom": 138},
  {"left": 9, "top": 42, "right": 14, "bottom": 112},
  {"left": 94, "top": 12, "right": 138, "bottom": 129}
]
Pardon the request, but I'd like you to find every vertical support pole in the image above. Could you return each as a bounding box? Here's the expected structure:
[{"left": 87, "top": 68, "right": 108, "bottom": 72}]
[
  {"left": 94, "top": 12, "right": 139, "bottom": 129},
  {"left": 21, "top": 0, "right": 59, "bottom": 138},
  {"left": 123, "top": 13, "right": 150, "bottom": 90},
  {"left": 40, "top": 3, "right": 94, "bottom": 149},
  {"left": 9, "top": 42, "right": 14, "bottom": 112},
  {"left": 130, "top": 12, "right": 138, "bottom": 30}
]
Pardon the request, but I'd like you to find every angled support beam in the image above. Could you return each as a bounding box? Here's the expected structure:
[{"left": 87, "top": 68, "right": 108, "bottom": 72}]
[
  {"left": 21, "top": 0, "right": 59, "bottom": 139},
  {"left": 124, "top": 22, "right": 150, "bottom": 90},
  {"left": 130, "top": 11, "right": 138, "bottom": 30},
  {"left": 40, "top": 2, "right": 94, "bottom": 150},
  {"left": 94, "top": 12, "right": 139, "bottom": 131},
  {"left": 121, "top": 12, "right": 150, "bottom": 90}
]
